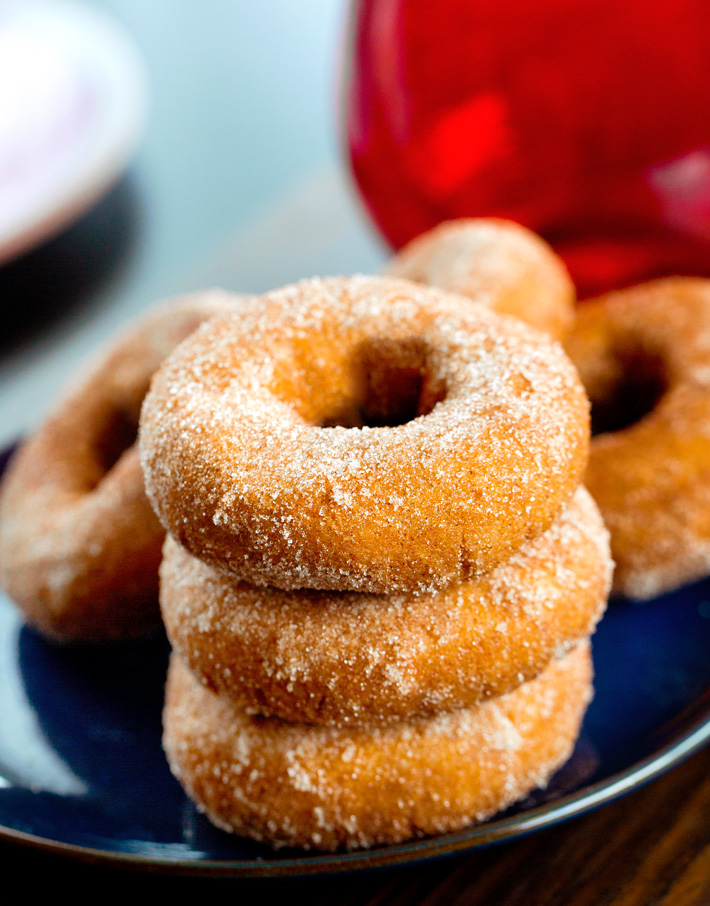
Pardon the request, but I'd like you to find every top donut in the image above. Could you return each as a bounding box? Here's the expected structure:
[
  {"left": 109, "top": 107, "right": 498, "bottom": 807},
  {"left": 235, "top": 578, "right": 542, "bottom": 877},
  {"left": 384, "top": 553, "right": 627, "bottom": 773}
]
[{"left": 139, "top": 275, "right": 589, "bottom": 593}]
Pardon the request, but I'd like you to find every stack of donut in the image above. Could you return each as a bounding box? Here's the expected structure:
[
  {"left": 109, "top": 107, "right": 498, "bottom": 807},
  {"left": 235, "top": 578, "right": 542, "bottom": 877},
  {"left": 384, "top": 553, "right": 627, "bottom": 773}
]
[
  {"left": 140, "top": 272, "right": 612, "bottom": 851},
  {"left": 4, "top": 209, "right": 708, "bottom": 851}
]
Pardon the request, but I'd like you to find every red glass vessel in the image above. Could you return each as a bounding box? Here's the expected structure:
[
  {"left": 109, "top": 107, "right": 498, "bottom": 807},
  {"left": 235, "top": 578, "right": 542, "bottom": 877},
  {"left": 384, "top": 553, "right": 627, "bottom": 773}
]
[{"left": 344, "top": 0, "right": 710, "bottom": 297}]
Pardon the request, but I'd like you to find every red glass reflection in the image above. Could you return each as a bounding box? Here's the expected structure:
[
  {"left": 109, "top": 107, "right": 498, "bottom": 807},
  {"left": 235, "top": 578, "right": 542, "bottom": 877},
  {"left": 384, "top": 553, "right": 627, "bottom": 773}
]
[{"left": 344, "top": 0, "right": 710, "bottom": 297}]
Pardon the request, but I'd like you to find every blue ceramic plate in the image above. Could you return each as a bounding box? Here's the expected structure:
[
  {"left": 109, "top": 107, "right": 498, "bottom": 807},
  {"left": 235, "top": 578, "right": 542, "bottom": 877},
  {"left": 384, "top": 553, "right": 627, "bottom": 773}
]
[{"left": 1, "top": 444, "right": 710, "bottom": 877}]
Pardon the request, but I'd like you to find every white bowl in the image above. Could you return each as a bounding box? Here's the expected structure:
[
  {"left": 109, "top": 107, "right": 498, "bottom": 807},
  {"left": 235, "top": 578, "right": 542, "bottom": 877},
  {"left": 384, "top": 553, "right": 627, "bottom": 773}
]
[{"left": 0, "top": 0, "right": 148, "bottom": 265}]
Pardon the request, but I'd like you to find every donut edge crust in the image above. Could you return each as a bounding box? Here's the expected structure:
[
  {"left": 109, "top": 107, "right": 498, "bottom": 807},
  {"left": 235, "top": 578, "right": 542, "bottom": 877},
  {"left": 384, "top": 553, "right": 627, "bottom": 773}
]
[
  {"left": 163, "top": 642, "right": 593, "bottom": 852},
  {"left": 0, "top": 290, "right": 244, "bottom": 642},
  {"left": 159, "top": 486, "right": 610, "bottom": 725},
  {"left": 565, "top": 276, "right": 710, "bottom": 599}
]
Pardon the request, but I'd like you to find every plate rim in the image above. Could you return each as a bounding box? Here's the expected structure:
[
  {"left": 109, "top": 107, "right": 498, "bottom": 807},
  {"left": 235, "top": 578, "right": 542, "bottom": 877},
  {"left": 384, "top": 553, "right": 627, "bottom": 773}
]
[
  {"left": 2, "top": 435, "right": 710, "bottom": 878},
  {"left": 1, "top": 653, "right": 709, "bottom": 878}
]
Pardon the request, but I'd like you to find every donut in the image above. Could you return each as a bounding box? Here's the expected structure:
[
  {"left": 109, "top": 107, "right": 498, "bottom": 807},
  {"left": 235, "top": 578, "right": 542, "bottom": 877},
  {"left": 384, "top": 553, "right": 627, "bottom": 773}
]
[
  {"left": 564, "top": 277, "right": 710, "bottom": 599},
  {"left": 140, "top": 275, "right": 589, "bottom": 593},
  {"left": 386, "top": 219, "right": 575, "bottom": 340},
  {"left": 0, "top": 290, "right": 243, "bottom": 642},
  {"left": 163, "top": 641, "right": 592, "bottom": 851},
  {"left": 160, "top": 486, "right": 610, "bottom": 726}
]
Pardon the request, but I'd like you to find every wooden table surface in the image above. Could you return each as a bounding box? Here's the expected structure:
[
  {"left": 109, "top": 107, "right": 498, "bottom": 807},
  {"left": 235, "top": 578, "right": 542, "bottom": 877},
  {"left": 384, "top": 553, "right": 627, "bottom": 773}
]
[{"left": 2, "top": 3, "right": 710, "bottom": 902}]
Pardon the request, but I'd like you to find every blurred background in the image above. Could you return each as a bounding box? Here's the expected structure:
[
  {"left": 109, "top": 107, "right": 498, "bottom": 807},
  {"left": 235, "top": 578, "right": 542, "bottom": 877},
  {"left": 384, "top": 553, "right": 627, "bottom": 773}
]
[{"left": 0, "top": 0, "right": 383, "bottom": 448}]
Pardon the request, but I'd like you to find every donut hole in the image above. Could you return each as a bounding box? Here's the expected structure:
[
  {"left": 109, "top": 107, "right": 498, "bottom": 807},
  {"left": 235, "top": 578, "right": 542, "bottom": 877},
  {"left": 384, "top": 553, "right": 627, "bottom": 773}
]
[
  {"left": 590, "top": 347, "right": 667, "bottom": 435},
  {"left": 92, "top": 408, "right": 139, "bottom": 480},
  {"left": 319, "top": 337, "right": 446, "bottom": 429}
]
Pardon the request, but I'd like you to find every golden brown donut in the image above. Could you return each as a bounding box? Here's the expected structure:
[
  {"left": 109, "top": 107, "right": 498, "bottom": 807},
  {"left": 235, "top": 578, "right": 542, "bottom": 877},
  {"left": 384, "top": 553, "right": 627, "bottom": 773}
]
[
  {"left": 163, "top": 642, "right": 593, "bottom": 852},
  {"left": 160, "top": 486, "right": 610, "bottom": 726},
  {"left": 565, "top": 277, "right": 710, "bottom": 599},
  {"left": 0, "top": 290, "right": 243, "bottom": 642},
  {"left": 386, "top": 218, "right": 575, "bottom": 340},
  {"left": 140, "top": 275, "right": 589, "bottom": 593}
]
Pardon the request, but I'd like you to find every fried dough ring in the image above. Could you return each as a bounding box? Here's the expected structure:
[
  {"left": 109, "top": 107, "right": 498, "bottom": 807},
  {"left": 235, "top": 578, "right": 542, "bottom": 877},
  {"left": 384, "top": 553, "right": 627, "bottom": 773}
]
[
  {"left": 160, "top": 487, "right": 609, "bottom": 726},
  {"left": 163, "top": 642, "right": 592, "bottom": 852},
  {"left": 140, "top": 275, "right": 589, "bottom": 593},
  {"left": 386, "top": 219, "right": 575, "bottom": 340},
  {"left": 565, "top": 277, "right": 710, "bottom": 599},
  {"left": 0, "top": 291, "right": 242, "bottom": 642}
]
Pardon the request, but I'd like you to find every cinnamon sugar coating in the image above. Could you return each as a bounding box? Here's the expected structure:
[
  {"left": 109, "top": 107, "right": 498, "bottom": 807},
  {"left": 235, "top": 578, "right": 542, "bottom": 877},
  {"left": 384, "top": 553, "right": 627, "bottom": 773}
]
[
  {"left": 160, "top": 486, "right": 610, "bottom": 726},
  {"left": 0, "top": 291, "right": 243, "bottom": 641},
  {"left": 386, "top": 219, "right": 575, "bottom": 340},
  {"left": 140, "top": 275, "right": 589, "bottom": 593},
  {"left": 163, "top": 642, "right": 593, "bottom": 852},
  {"left": 565, "top": 277, "right": 710, "bottom": 599}
]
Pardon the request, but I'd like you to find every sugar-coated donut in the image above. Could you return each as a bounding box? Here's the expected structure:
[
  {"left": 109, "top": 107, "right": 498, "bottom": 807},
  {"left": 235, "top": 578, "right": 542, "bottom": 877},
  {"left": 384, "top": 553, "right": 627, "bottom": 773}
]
[
  {"left": 163, "top": 642, "right": 592, "bottom": 852},
  {"left": 564, "top": 277, "right": 710, "bottom": 599},
  {"left": 160, "top": 487, "right": 610, "bottom": 725},
  {"left": 140, "top": 276, "right": 589, "bottom": 593},
  {"left": 386, "top": 219, "right": 575, "bottom": 340},
  {"left": 0, "top": 291, "right": 242, "bottom": 642}
]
